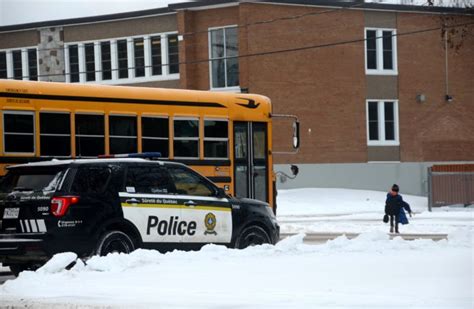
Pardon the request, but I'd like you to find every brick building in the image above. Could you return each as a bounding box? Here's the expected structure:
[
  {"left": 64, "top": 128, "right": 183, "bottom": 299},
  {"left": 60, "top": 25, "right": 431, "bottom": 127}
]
[{"left": 0, "top": 0, "right": 473, "bottom": 195}]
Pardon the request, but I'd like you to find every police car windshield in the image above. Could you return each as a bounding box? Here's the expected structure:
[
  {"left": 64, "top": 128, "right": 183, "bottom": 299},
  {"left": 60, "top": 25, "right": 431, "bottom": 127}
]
[{"left": 0, "top": 168, "right": 66, "bottom": 193}]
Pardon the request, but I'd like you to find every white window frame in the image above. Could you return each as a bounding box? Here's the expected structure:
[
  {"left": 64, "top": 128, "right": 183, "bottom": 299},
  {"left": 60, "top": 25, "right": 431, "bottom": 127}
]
[
  {"left": 141, "top": 115, "right": 169, "bottom": 159},
  {"left": 208, "top": 25, "right": 240, "bottom": 92},
  {"left": 64, "top": 31, "right": 179, "bottom": 85},
  {"left": 3, "top": 111, "right": 36, "bottom": 155},
  {"left": 0, "top": 46, "right": 38, "bottom": 81},
  {"left": 366, "top": 100, "right": 399, "bottom": 146},
  {"left": 173, "top": 117, "right": 200, "bottom": 160},
  {"left": 364, "top": 28, "right": 398, "bottom": 76},
  {"left": 203, "top": 118, "right": 229, "bottom": 160},
  {"left": 39, "top": 111, "right": 71, "bottom": 158}
]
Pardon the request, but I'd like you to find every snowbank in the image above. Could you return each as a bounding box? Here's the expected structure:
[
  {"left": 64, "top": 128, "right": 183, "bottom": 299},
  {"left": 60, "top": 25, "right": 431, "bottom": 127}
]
[{"left": 1, "top": 230, "right": 472, "bottom": 308}]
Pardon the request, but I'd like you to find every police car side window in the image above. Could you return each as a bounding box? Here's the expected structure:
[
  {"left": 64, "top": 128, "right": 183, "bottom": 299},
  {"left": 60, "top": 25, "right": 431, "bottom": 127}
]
[
  {"left": 168, "top": 166, "right": 214, "bottom": 197},
  {"left": 125, "top": 166, "right": 176, "bottom": 195},
  {"left": 71, "top": 167, "right": 111, "bottom": 194}
]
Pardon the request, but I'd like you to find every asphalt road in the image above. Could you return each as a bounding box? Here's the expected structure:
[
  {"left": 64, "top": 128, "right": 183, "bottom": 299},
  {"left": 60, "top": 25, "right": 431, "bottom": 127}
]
[{"left": 0, "top": 232, "right": 448, "bottom": 285}]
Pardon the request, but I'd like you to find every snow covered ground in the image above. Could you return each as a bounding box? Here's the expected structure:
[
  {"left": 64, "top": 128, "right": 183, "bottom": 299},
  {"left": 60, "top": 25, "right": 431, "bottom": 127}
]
[
  {"left": 0, "top": 188, "right": 473, "bottom": 308},
  {"left": 277, "top": 188, "right": 473, "bottom": 234}
]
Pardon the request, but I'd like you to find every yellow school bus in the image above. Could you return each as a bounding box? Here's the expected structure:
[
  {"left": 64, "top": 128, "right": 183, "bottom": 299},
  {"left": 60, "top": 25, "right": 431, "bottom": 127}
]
[{"left": 0, "top": 80, "right": 299, "bottom": 211}]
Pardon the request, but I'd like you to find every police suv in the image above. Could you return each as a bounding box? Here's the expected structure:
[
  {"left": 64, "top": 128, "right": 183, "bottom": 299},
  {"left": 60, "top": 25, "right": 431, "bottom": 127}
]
[{"left": 0, "top": 156, "right": 279, "bottom": 275}]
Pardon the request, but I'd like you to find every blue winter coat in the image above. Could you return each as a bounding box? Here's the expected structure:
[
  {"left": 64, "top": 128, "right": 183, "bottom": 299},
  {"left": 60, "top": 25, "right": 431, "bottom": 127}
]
[
  {"left": 397, "top": 194, "right": 411, "bottom": 224},
  {"left": 399, "top": 207, "right": 409, "bottom": 224},
  {"left": 385, "top": 193, "right": 412, "bottom": 224}
]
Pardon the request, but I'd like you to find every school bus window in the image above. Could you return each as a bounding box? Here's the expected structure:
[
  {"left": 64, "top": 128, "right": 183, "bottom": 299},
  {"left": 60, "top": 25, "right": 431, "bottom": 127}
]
[
  {"left": 204, "top": 119, "right": 228, "bottom": 159},
  {"left": 142, "top": 117, "right": 169, "bottom": 157},
  {"left": 68, "top": 45, "right": 80, "bottom": 83},
  {"left": 253, "top": 130, "right": 266, "bottom": 159},
  {"left": 3, "top": 112, "right": 35, "bottom": 153},
  {"left": 40, "top": 113, "right": 71, "bottom": 157},
  {"left": 151, "top": 36, "right": 162, "bottom": 76},
  {"left": 109, "top": 115, "right": 137, "bottom": 154},
  {"left": 75, "top": 114, "right": 105, "bottom": 157},
  {"left": 174, "top": 118, "right": 199, "bottom": 158}
]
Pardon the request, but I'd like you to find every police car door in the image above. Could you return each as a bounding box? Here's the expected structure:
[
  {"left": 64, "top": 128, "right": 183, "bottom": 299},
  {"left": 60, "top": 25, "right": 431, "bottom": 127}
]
[
  {"left": 167, "top": 165, "right": 232, "bottom": 247},
  {"left": 120, "top": 164, "right": 184, "bottom": 249}
]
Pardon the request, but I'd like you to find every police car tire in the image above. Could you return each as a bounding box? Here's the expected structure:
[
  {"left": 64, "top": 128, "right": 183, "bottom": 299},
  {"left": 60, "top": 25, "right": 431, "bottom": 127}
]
[
  {"left": 10, "top": 263, "right": 37, "bottom": 277},
  {"left": 96, "top": 230, "right": 135, "bottom": 256},
  {"left": 235, "top": 225, "right": 271, "bottom": 249}
]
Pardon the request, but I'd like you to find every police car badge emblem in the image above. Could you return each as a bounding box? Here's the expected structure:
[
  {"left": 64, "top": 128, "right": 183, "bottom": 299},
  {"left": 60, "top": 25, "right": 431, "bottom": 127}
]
[{"left": 204, "top": 213, "right": 217, "bottom": 235}]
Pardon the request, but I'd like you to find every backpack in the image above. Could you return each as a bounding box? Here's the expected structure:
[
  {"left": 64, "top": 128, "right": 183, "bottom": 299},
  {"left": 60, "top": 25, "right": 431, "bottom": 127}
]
[{"left": 385, "top": 196, "right": 400, "bottom": 216}]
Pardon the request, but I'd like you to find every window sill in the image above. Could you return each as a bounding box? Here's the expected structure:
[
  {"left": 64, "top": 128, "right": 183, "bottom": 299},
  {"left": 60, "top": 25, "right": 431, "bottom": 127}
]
[
  {"left": 367, "top": 142, "right": 400, "bottom": 146},
  {"left": 365, "top": 70, "right": 398, "bottom": 76},
  {"left": 209, "top": 86, "right": 241, "bottom": 93},
  {"left": 73, "top": 74, "right": 180, "bottom": 85}
]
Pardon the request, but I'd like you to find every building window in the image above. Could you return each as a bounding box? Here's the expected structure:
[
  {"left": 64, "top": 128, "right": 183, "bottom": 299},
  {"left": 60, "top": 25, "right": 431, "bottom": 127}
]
[
  {"left": 27, "top": 49, "right": 38, "bottom": 81},
  {"left": 174, "top": 118, "right": 199, "bottom": 158},
  {"left": 142, "top": 117, "right": 169, "bottom": 157},
  {"left": 12, "top": 50, "right": 22, "bottom": 80},
  {"left": 151, "top": 36, "right": 162, "bottom": 76},
  {"left": 367, "top": 100, "right": 399, "bottom": 146},
  {"left": 0, "top": 52, "right": 6, "bottom": 79},
  {"left": 69, "top": 45, "right": 80, "bottom": 83},
  {"left": 168, "top": 34, "right": 179, "bottom": 74},
  {"left": 40, "top": 113, "right": 71, "bottom": 157},
  {"left": 365, "top": 28, "right": 397, "bottom": 75},
  {"left": 100, "top": 41, "right": 112, "bottom": 80},
  {"left": 84, "top": 43, "right": 95, "bottom": 82},
  {"left": 109, "top": 115, "right": 137, "bottom": 154},
  {"left": 3, "top": 111, "right": 35, "bottom": 153},
  {"left": 204, "top": 119, "right": 228, "bottom": 159},
  {"left": 75, "top": 114, "right": 105, "bottom": 157},
  {"left": 65, "top": 32, "right": 179, "bottom": 84},
  {"left": 117, "top": 39, "right": 128, "bottom": 79},
  {"left": 134, "top": 38, "right": 145, "bottom": 78},
  {"left": 209, "top": 26, "right": 239, "bottom": 89}
]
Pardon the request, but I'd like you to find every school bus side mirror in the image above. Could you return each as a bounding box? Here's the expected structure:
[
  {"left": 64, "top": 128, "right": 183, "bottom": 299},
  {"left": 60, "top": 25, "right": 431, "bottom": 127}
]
[
  {"left": 290, "top": 165, "right": 299, "bottom": 176},
  {"left": 293, "top": 121, "right": 300, "bottom": 149}
]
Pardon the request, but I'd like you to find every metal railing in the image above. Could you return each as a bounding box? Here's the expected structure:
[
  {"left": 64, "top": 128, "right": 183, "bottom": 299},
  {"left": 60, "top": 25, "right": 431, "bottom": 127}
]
[{"left": 428, "top": 164, "right": 474, "bottom": 211}]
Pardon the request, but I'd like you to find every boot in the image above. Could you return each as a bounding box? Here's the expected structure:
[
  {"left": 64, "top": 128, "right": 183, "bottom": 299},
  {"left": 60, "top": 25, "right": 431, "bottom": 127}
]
[
  {"left": 390, "top": 226, "right": 394, "bottom": 233},
  {"left": 395, "top": 228, "right": 399, "bottom": 234}
]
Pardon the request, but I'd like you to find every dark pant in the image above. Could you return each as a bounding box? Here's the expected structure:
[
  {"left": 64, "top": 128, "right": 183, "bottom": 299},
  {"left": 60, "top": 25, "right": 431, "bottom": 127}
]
[{"left": 389, "top": 215, "right": 399, "bottom": 233}]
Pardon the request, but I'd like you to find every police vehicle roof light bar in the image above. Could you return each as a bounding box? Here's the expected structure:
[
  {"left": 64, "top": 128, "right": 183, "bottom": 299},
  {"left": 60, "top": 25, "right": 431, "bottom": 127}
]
[{"left": 97, "top": 152, "right": 162, "bottom": 159}]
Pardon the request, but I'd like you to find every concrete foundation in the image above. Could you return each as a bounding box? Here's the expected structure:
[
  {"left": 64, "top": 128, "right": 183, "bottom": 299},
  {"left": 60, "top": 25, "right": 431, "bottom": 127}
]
[{"left": 275, "top": 161, "right": 474, "bottom": 196}]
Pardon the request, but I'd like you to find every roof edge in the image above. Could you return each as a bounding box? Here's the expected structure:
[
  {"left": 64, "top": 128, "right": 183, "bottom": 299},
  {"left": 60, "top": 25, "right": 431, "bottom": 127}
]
[{"left": 0, "top": 7, "right": 173, "bottom": 33}]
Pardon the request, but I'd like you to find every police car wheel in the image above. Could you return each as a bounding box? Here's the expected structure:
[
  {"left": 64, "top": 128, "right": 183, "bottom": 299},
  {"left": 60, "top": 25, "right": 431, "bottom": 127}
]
[
  {"left": 235, "top": 225, "right": 271, "bottom": 249},
  {"left": 10, "top": 263, "right": 37, "bottom": 277},
  {"left": 96, "top": 231, "right": 135, "bottom": 256}
]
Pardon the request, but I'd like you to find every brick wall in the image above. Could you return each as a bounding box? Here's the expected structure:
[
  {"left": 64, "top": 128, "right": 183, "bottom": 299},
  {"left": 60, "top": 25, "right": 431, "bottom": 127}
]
[
  {"left": 178, "top": 3, "right": 474, "bottom": 164},
  {"left": 397, "top": 13, "right": 474, "bottom": 162}
]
